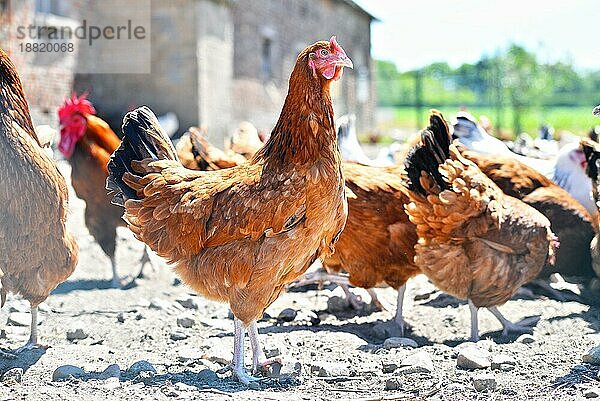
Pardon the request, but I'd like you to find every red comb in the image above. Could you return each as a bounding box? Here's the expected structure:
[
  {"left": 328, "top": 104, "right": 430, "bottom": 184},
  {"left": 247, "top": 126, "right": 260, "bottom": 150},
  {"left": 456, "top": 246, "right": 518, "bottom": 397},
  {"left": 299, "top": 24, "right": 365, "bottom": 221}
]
[
  {"left": 58, "top": 92, "right": 96, "bottom": 121},
  {"left": 330, "top": 36, "right": 342, "bottom": 53}
]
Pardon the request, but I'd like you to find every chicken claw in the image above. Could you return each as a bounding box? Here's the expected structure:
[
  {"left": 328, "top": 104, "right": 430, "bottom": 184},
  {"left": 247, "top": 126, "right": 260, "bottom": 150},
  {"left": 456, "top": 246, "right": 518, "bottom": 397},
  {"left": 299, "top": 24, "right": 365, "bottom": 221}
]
[
  {"left": 487, "top": 306, "right": 539, "bottom": 336},
  {"left": 0, "top": 349, "right": 17, "bottom": 359}
]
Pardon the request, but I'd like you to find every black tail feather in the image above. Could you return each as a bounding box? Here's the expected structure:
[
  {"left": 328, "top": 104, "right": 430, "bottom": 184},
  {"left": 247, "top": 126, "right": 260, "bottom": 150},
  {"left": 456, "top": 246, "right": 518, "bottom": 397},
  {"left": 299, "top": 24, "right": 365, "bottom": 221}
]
[
  {"left": 106, "top": 106, "right": 176, "bottom": 206},
  {"left": 404, "top": 110, "right": 452, "bottom": 196}
]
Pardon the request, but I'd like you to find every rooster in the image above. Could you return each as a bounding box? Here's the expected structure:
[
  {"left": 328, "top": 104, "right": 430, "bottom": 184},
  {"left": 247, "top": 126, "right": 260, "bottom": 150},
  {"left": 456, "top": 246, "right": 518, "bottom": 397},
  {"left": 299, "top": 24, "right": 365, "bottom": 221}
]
[
  {"left": 106, "top": 37, "right": 353, "bottom": 383},
  {"left": 58, "top": 94, "right": 153, "bottom": 287},
  {"left": 403, "top": 111, "right": 556, "bottom": 341},
  {"left": 0, "top": 49, "right": 78, "bottom": 353},
  {"left": 453, "top": 112, "right": 595, "bottom": 217}
]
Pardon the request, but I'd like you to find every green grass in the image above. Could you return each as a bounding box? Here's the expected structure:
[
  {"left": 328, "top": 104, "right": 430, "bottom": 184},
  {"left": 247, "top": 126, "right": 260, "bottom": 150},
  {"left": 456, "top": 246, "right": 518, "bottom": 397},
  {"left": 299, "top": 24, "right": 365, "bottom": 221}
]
[{"left": 378, "top": 106, "right": 599, "bottom": 139}]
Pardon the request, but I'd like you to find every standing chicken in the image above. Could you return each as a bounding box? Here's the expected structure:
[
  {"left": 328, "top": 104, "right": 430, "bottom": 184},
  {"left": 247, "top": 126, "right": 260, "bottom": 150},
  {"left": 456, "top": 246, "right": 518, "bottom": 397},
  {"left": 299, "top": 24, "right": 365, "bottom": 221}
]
[
  {"left": 58, "top": 94, "right": 152, "bottom": 287},
  {"left": 176, "top": 126, "right": 247, "bottom": 171},
  {"left": 107, "top": 37, "right": 352, "bottom": 383},
  {"left": 0, "top": 49, "right": 78, "bottom": 352},
  {"left": 403, "top": 111, "right": 556, "bottom": 341},
  {"left": 460, "top": 149, "right": 596, "bottom": 280}
]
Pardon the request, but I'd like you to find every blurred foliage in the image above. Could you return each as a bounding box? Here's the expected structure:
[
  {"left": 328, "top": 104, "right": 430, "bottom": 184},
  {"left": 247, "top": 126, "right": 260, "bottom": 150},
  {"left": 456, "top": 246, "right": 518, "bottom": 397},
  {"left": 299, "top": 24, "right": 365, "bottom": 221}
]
[{"left": 375, "top": 44, "right": 600, "bottom": 134}]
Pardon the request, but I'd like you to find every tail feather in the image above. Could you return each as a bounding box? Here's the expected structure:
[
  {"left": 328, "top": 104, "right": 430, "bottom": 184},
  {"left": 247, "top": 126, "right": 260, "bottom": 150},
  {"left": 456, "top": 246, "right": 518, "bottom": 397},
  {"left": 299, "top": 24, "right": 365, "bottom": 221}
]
[
  {"left": 404, "top": 110, "right": 452, "bottom": 196},
  {"left": 107, "top": 106, "right": 178, "bottom": 206}
]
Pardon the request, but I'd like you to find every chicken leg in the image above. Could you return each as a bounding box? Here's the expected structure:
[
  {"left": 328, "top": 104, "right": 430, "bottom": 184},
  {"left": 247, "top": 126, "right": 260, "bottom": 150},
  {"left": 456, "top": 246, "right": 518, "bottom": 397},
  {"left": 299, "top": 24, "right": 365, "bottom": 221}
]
[
  {"left": 468, "top": 299, "right": 480, "bottom": 341},
  {"left": 15, "top": 306, "right": 47, "bottom": 353},
  {"left": 248, "top": 322, "right": 281, "bottom": 374},
  {"left": 394, "top": 284, "right": 409, "bottom": 336},
  {"left": 136, "top": 246, "right": 157, "bottom": 279},
  {"left": 293, "top": 270, "right": 364, "bottom": 310},
  {"left": 110, "top": 255, "right": 121, "bottom": 288}
]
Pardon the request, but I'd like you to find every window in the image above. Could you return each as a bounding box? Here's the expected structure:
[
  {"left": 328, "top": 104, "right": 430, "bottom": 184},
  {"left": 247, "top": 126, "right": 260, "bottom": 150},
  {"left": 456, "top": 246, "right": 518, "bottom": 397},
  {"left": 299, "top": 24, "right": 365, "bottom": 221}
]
[{"left": 261, "top": 37, "right": 273, "bottom": 81}]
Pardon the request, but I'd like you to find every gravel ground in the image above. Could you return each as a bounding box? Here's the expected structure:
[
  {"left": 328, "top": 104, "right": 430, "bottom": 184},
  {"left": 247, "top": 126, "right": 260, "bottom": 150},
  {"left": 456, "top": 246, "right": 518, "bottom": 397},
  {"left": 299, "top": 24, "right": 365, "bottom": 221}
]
[{"left": 1, "top": 161, "right": 600, "bottom": 401}]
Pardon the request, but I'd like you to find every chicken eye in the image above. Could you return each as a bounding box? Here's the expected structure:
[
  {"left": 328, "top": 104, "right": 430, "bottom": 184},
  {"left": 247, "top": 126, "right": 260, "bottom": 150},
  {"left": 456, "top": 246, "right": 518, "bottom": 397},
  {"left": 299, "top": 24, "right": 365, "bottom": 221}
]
[{"left": 320, "top": 49, "right": 329, "bottom": 57}]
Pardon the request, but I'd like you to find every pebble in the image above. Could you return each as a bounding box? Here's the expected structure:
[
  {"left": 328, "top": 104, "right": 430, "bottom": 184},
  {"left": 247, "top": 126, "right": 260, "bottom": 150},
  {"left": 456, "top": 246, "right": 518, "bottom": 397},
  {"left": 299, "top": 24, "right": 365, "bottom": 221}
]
[
  {"left": 127, "top": 360, "right": 156, "bottom": 376},
  {"left": 197, "top": 369, "right": 218, "bottom": 383},
  {"left": 2, "top": 368, "right": 23, "bottom": 384},
  {"left": 277, "top": 308, "right": 297, "bottom": 322},
  {"left": 385, "top": 377, "right": 402, "bottom": 391},
  {"left": 268, "top": 357, "right": 302, "bottom": 377},
  {"left": 170, "top": 331, "right": 189, "bottom": 341},
  {"left": 471, "top": 373, "right": 497, "bottom": 392},
  {"left": 264, "top": 347, "right": 281, "bottom": 359},
  {"left": 310, "top": 361, "right": 350, "bottom": 377},
  {"left": 202, "top": 346, "right": 232, "bottom": 365},
  {"left": 584, "top": 388, "right": 600, "bottom": 398},
  {"left": 382, "top": 362, "right": 398, "bottom": 374},
  {"left": 7, "top": 312, "right": 31, "bottom": 327},
  {"left": 446, "top": 383, "right": 469, "bottom": 392},
  {"left": 398, "top": 350, "right": 434, "bottom": 374},
  {"left": 457, "top": 346, "right": 491, "bottom": 370},
  {"left": 66, "top": 328, "right": 89, "bottom": 341},
  {"left": 372, "top": 321, "right": 404, "bottom": 339},
  {"left": 174, "top": 382, "right": 196, "bottom": 392},
  {"left": 476, "top": 339, "right": 495, "bottom": 352},
  {"left": 99, "top": 364, "right": 121, "bottom": 380},
  {"left": 383, "top": 337, "right": 418, "bottom": 349},
  {"left": 326, "top": 296, "right": 349, "bottom": 312},
  {"left": 176, "top": 296, "right": 199, "bottom": 310},
  {"left": 583, "top": 346, "right": 600, "bottom": 365},
  {"left": 116, "top": 312, "right": 125, "bottom": 323},
  {"left": 491, "top": 354, "right": 517, "bottom": 371},
  {"left": 177, "top": 313, "right": 196, "bottom": 328},
  {"left": 516, "top": 334, "right": 536, "bottom": 344},
  {"left": 52, "top": 365, "right": 87, "bottom": 381}
]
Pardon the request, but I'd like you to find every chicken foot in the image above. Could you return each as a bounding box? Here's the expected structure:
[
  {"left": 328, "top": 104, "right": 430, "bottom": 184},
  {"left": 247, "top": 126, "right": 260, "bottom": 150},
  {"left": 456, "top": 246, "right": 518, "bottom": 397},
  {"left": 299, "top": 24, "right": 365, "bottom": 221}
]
[
  {"left": 293, "top": 270, "right": 365, "bottom": 310},
  {"left": 394, "top": 284, "right": 410, "bottom": 336},
  {"left": 110, "top": 255, "right": 121, "bottom": 288},
  {"left": 136, "top": 246, "right": 157, "bottom": 280},
  {"left": 487, "top": 306, "right": 538, "bottom": 336},
  {"left": 469, "top": 300, "right": 537, "bottom": 341},
  {"left": 248, "top": 321, "right": 281, "bottom": 374}
]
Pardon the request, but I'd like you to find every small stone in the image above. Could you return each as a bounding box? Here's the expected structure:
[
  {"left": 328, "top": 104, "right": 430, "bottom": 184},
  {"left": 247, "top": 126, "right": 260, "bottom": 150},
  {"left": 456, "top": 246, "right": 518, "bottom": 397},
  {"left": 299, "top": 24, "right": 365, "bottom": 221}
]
[
  {"left": 127, "top": 360, "right": 156, "bottom": 376},
  {"left": 170, "top": 331, "right": 189, "bottom": 341},
  {"left": 66, "top": 328, "right": 88, "bottom": 341},
  {"left": 385, "top": 377, "right": 401, "bottom": 391},
  {"left": 446, "top": 383, "right": 469, "bottom": 392},
  {"left": 116, "top": 313, "right": 125, "bottom": 323},
  {"left": 491, "top": 354, "right": 517, "bottom": 371},
  {"left": 176, "top": 296, "right": 199, "bottom": 310},
  {"left": 310, "top": 361, "right": 350, "bottom": 377},
  {"left": 267, "top": 357, "right": 302, "bottom": 377},
  {"left": 202, "top": 346, "right": 232, "bottom": 365},
  {"left": 472, "top": 373, "right": 496, "bottom": 392},
  {"left": 584, "top": 388, "right": 600, "bottom": 398},
  {"left": 174, "top": 382, "right": 196, "bottom": 392},
  {"left": 372, "top": 320, "right": 404, "bottom": 339},
  {"left": 197, "top": 369, "right": 218, "bottom": 383},
  {"left": 277, "top": 308, "right": 297, "bottom": 322},
  {"left": 516, "top": 334, "right": 535, "bottom": 344},
  {"left": 102, "top": 377, "right": 121, "bottom": 390},
  {"left": 583, "top": 346, "right": 600, "bottom": 365},
  {"left": 99, "top": 364, "right": 121, "bottom": 380},
  {"left": 457, "top": 346, "right": 491, "bottom": 370},
  {"left": 384, "top": 337, "right": 418, "bottom": 349},
  {"left": 264, "top": 347, "right": 281, "bottom": 359},
  {"left": 326, "top": 296, "right": 349, "bottom": 312},
  {"left": 382, "top": 362, "right": 398, "bottom": 374},
  {"left": 2, "top": 368, "right": 23, "bottom": 384},
  {"left": 52, "top": 365, "right": 87, "bottom": 381},
  {"left": 176, "top": 346, "right": 203, "bottom": 362},
  {"left": 7, "top": 312, "right": 31, "bottom": 327},
  {"left": 133, "top": 370, "right": 155, "bottom": 385},
  {"left": 177, "top": 314, "right": 195, "bottom": 328},
  {"left": 399, "top": 350, "right": 434, "bottom": 374}
]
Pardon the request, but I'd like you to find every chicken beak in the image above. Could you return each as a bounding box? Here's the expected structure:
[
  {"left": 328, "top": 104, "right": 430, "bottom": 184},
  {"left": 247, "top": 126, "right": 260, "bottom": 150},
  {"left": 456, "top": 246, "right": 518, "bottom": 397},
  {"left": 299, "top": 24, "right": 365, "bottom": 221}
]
[{"left": 336, "top": 55, "right": 354, "bottom": 69}]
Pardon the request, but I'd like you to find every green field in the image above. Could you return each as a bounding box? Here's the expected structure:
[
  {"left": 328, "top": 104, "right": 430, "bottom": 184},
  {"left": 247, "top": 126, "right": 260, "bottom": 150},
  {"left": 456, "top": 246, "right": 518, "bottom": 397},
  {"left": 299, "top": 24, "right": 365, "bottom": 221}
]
[{"left": 378, "top": 106, "right": 599, "bottom": 139}]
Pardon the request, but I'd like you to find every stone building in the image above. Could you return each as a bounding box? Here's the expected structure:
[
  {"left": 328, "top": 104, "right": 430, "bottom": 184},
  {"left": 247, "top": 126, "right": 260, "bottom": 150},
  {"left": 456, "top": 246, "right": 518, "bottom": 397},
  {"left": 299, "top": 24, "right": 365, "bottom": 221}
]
[
  {"left": 1, "top": 0, "right": 375, "bottom": 144},
  {"left": 0, "top": 0, "right": 81, "bottom": 126}
]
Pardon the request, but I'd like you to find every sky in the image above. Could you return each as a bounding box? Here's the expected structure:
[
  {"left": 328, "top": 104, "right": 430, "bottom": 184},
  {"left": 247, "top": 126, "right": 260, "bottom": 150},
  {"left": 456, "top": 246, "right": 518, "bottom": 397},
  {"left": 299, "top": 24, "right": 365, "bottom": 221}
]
[{"left": 353, "top": 0, "right": 598, "bottom": 71}]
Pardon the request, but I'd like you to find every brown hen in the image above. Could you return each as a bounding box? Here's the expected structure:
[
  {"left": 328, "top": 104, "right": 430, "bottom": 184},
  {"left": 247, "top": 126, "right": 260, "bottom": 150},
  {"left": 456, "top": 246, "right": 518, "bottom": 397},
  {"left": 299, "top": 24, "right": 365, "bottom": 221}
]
[
  {"left": 176, "top": 126, "right": 247, "bottom": 171},
  {"left": 107, "top": 37, "right": 352, "bottom": 383},
  {"left": 0, "top": 49, "right": 78, "bottom": 352},
  {"left": 403, "top": 111, "right": 556, "bottom": 341}
]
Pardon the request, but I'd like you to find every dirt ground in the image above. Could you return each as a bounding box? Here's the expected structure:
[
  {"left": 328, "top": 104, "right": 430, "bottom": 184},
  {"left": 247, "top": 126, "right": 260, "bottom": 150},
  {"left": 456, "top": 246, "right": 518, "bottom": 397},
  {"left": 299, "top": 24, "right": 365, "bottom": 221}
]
[{"left": 1, "top": 160, "right": 600, "bottom": 401}]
